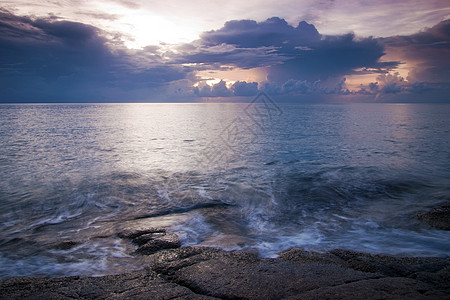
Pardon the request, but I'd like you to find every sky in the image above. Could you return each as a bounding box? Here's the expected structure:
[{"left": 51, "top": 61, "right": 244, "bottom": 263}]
[{"left": 0, "top": 0, "right": 449, "bottom": 102}]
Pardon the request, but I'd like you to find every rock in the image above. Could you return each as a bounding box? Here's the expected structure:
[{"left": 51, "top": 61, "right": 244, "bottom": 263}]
[
  {"left": 132, "top": 233, "right": 166, "bottom": 246},
  {"left": 156, "top": 248, "right": 380, "bottom": 299},
  {"left": 328, "top": 249, "right": 450, "bottom": 283},
  {"left": 50, "top": 241, "right": 80, "bottom": 250},
  {"left": 1, "top": 238, "right": 449, "bottom": 299},
  {"left": 417, "top": 204, "right": 450, "bottom": 230},
  {"left": 297, "top": 277, "right": 436, "bottom": 299},
  {"left": 119, "top": 228, "right": 182, "bottom": 255},
  {"left": 143, "top": 247, "right": 449, "bottom": 300},
  {"left": 117, "top": 228, "right": 166, "bottom": 239},
  {"left": 279, "top": 248, "right": 346, "bottom": 265},
  {"left": 135, "top": 233, "right": 181, "bottom": 255},
  {"left": 0, "top": 270, "right": 216, "bottom": 299}
]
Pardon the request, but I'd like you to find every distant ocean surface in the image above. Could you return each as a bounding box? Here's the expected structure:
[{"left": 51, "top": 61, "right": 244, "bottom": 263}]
[{"left": 0, "top": 101, "right": 449, "bottom": 278}]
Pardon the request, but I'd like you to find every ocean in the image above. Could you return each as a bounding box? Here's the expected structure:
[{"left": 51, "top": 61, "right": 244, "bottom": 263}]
[{"left": 0, "top": 100, "right": 449, "bottom": 278}]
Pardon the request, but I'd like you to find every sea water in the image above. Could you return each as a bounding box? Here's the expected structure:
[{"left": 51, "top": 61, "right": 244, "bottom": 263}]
[{"left": 0, "top": 102, "right": 449, "bottom": 278}]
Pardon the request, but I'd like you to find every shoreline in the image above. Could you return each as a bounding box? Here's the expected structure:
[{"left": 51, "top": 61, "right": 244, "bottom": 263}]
[{"left": 1, "top": 226, "right": 449, "bottom": 299}]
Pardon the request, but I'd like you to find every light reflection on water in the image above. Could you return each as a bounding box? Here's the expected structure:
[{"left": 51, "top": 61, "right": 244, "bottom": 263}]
[{"left": 0, "top": 102, "right": 449, "bottom": 278}]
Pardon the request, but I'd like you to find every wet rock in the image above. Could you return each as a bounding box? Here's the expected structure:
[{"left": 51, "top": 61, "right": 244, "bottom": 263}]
[
  {"left": 329, "top": 249, "right": 450, "bottom": 280},
  {"left": 143, "top": 247, "right": 448, "bottom": 299},
  {"left": 51, "top": 241, "right": 80, "bottom": 250},
  {"left": 159, "top": 250, "right": 380, "bottom": 299},
  {"left": 117, "top": 228, "right": 166, "bottom": 239},
  {"left": 134, "top": 233, "right": 181, "bottom": 255},
  {"left": 1, "top": 246, "right": 448, "bottom": 299},
  {"left": 132, "top": 232, "right": 167, "bottom": 246},
  {"left": 279, "top": 248, "right": 346, "bottom": 265},
  {"left": 417, "top": 204, "right": 450, "bottom": 230},
  {"left": 297, "top": 277, "right": 436, "bottom": 299},
  {"left": 118, "top": 228, "right": 182, "bottom": 255},
  {"left": 0, "top": 270, "right": 216, "bottom": 300}
]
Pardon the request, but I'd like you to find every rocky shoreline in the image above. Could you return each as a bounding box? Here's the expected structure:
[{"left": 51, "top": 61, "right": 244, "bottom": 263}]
[{"left": 1, "top": 225, "right": 449, "bottom": 300}]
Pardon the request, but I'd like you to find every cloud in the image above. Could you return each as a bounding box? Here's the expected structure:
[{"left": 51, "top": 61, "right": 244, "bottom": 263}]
[
  {"left": 193, "top": 80, "right": 259, "bottom": 97},
  {"left": 382, "top": 19, "right": 450, "bottom": 83},
  {"left": 376, "top": 73, "right": 407, "bottom": 94},
  {"left": 178, "top": 17, "right": 400, "bottom": 101},
  {"left": 171, "top": 42, "right": 287, "bottom": 70},
  {"left": 171, "top": 18, "right": 324, "bottom": 71},
  {"left": 353, "top": 21, "right": 450, "bottom": 102},
  {"left": 182, "top": 17, "right": 401, "bottom": 100},
  {"left": 201, "top": 17, "right": 321, "bottom": 48},
  {"left": 1, "top": 8, "right": 449, "bottom": 103},
  {"left": 0, "top": 10, "right": 187, "bottom": 102},
  {"left": 191, "top": 17, "right": 398, "bottom": 83},
  {"left": 356, "top": 72, "right": 408, "bottom": 96},
  {"left": 186, "top": 16, "right": 450, "bottom": 101},
  {"left": 231, "top": 81, "right": 259, "bottom": 96},
  {"left": 259, "top": 77, "right": 352, "bottom": 97},
  {"left": 356, "top": 71, "right": 450, "bottom": 102},
  {"left": 74, "top": 11, "right": 119, "bottom": 21},
  {"left": 268, "top": 33, "right": 399, "bottom": 83}
]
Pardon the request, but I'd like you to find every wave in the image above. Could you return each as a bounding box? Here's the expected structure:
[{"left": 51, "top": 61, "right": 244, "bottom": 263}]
[{"left": 0, "top": 166, "right": 448, "bottom": 279}]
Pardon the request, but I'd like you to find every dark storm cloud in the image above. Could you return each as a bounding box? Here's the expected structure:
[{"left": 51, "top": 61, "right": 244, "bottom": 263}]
[
  {"left": 183, "top": 17, "right": 398, "bottom": 83},
  {"left": 169, "top": 18, "right": 324, "bottom": 71},
  {"left": 171, "top": 42, "right": 287, "bottom": 70},
  {"left": 201, "top": 17, "right": 321, "bottom": 48},
  {"left": 0, "top": 10, "right": 186, "bottom": 102},
  {"left": 354, "top": 21, "right": 450, "bottom": 101},
  {"left": 267, "top": 32, "right": 397, "bottom": 83},
  {"left": 173, "top": 17, "right": 400, "bottom": 99},
  {"left": 382, "top": 19, "right": 450, "bottom": 83},
  {"left": 183, "top": 16, "right": 449, "bottom": 101},
  {"left": 2, "top": 7, "right": 448, "bottom": 102}
]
